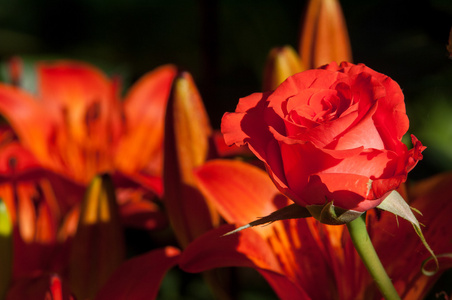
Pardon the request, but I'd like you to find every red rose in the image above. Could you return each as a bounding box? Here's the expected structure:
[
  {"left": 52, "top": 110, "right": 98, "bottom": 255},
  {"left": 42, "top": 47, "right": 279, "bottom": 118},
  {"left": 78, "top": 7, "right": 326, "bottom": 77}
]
[{"left": 221, "top": 62, "right": 425, "bottom": 214}]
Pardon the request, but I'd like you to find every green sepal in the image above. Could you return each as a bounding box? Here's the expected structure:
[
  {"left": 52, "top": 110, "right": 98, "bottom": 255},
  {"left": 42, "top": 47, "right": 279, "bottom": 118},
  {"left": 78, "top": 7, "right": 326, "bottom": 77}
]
[
  {"left": 377, "top": 190, "right": 438, "bottom": 275},
  {"left": 307, "top": 201, "right": 363, "bottom": 225},
  {"left": 223, "top": 203, "right": 311, "bottom": 236}
]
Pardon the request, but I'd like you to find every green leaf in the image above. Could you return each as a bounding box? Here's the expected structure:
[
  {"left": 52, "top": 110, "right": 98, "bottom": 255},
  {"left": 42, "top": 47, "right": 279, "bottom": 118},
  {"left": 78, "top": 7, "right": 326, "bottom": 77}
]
[
  {"left": 377, "top": 190, "right": 438, "bottom": 275},
  {"left": 306, "top": 201, "right": 363, "bottom": 225},
  {"left": 223, "top": 203, "right": 312, "bottom": 236}
]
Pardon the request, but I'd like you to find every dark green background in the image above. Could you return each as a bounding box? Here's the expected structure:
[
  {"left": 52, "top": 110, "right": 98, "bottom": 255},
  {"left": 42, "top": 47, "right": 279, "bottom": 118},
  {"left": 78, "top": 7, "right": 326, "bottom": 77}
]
[{"left": 2, "top": 0, "right": 452, "bottom": 175}]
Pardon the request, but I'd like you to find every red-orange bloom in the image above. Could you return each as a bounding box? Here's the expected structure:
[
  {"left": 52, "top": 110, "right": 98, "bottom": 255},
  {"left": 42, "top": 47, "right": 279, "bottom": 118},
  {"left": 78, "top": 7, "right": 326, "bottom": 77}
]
[
  {"left": 0, "top": 60, "right": 177, "bottom": 191},
  {"left": 0, "top": 60, "right": 177, "bottom": 233},
  {"left": 222, "top": 62, "right": 425, "bottom": 214},
  {"left": 0, "top": 59, "right": 178, "bottom": 297},
  {"left": 179, "top": 160, "right": 452, "bottom": 299}
]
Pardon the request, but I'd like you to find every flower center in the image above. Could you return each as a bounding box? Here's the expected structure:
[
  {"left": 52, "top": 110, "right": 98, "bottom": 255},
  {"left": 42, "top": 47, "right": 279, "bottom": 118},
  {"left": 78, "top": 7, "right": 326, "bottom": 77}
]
[{"left": 286, "top": 89, "right": 342, "bottom": 128}]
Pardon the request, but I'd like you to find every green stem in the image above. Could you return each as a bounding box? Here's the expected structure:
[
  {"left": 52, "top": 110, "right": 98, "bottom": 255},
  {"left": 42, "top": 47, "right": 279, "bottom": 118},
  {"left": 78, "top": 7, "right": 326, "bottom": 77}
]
[{"left": 346, "top": 213, "right": 401, "bottom": 300}]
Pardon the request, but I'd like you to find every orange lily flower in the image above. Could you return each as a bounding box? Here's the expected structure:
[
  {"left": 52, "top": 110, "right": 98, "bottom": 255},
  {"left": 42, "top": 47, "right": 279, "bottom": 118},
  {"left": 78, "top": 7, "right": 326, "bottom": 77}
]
[
  {"left": 0, "top": 59, "right": 176, "bottom": 192},
  {"left": 0, "top": 59, "right": 179, "bottom": 297},
  {"left": 0, "top": 59, "right": 178, "bottom": 236},
  {"left": 178, "top": 160, "right": 452, "bottom": 299},
  {"left": 0, "top": 130, "right": 83, "bottom": 282}
]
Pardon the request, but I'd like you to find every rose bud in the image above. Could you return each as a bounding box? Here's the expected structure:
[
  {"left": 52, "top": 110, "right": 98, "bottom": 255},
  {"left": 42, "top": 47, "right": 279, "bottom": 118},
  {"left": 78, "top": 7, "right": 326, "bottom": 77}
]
[{"left": 222, "top": 62, "right": 425, "bottom": 224}]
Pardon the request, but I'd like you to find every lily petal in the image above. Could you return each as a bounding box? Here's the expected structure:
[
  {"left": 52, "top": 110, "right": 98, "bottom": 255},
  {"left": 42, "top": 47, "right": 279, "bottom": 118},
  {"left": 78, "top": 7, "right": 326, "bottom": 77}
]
[
  {"left": 0, "top": 84, "right": 55, "bottom": 170},
  {"left": 7, "top": 273, "right": 74, "bottom": 300},
  {"left": 180, "top": 224, "right": 283, "bottom": 274},
  {"left": 163, "top": 71, "right": 218, "bottom": 248},
  {"left": 368, "top": 173, "right": 452, "bottom": 299},
  {"left": 116, "top": 65, "right": 177, "bottom": 177},
  {"left": 95, "top": 246, "right": 181, "bottom": 300},
  {"left": 69, "top": 174, "right": 124, "bottom": 300},
  {"left": 194, "top": 159, "right": 290, "bottom": 239},
  {"left": 179, "top": 224, "right": 312, "bottom": 300}
]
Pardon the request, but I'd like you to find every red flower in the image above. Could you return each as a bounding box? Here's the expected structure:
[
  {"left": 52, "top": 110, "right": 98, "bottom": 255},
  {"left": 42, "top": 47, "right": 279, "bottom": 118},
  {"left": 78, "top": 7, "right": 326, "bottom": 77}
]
[
  {"left": 0, "top": 60, "right": 177, "bottom": 298},
  {"left": 222, "top": 61, "right": 425, "bottom": 215}
]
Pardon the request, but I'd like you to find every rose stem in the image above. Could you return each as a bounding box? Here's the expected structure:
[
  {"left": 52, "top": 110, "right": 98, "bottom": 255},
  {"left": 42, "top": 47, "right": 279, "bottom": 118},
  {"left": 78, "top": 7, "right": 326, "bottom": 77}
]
[{"left": 346, "top": 213, "right": 401, "bottom": 300}]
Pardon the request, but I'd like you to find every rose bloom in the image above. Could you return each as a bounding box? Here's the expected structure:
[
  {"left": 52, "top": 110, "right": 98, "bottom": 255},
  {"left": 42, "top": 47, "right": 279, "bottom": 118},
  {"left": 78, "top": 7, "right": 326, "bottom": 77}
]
[{"left": 222, "top": 62, "right": 425, "bottom": 214}]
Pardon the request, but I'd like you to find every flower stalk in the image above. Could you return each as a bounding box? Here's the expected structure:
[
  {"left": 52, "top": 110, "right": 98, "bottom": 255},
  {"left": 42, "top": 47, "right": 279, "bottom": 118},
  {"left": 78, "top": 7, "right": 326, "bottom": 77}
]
[{"left": 346, "top": 213, "right": 401, "bottom": 300}]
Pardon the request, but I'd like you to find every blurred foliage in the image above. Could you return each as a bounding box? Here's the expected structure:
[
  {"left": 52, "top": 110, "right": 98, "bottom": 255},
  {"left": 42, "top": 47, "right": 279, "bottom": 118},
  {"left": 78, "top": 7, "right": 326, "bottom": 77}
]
[{"left": 0, "top": 0, "right": 452, "bottom": 298}]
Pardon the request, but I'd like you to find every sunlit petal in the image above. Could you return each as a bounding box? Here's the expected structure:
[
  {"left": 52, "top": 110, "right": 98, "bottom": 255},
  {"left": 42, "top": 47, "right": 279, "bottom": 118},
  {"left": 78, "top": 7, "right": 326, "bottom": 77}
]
[
  {"left": 116, "top": 64, "right": 177, "bottom": 176},
  {"left": 163, "top": 71, "right": 218, "bottom": 248},
  {"left": 194, "top": 159, "right": 290, "bottom": 239}
]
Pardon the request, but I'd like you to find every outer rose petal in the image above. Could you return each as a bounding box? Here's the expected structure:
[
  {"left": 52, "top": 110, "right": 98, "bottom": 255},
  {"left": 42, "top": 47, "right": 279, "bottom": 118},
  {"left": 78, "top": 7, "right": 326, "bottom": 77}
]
[
  {"left": 324, "top": 62, "right": 408, "bottom": 142},
  {"left": 405, "top": 135, "right": 426, "bottom": 173},
  {"left": 222, "top": 92, "right": 274, "bottom": 152},
  {"left": 222, "top": 93, "right": 289, "bottom": 189}
]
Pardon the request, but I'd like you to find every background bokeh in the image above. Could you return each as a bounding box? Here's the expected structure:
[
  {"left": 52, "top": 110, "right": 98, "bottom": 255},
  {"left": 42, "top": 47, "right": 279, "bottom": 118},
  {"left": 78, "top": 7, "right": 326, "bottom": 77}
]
[
  {"left": 1, "top": 0, "right": 451, "bottom": 298},
  {"left": 2, "top": 0, "right": 451, "bottom": 177}
]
